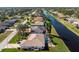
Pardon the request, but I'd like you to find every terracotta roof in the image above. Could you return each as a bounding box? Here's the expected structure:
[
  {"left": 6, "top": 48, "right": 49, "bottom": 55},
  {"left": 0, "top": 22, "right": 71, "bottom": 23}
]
[
  {"left": 32, "top": 16, "right": 44, "bottom": 25},
  {"left": 34, "top": 16, "right": 43, "bottom": 22},
  {"left": 20, "top": 34, "right": 45, "bottom": 47}
]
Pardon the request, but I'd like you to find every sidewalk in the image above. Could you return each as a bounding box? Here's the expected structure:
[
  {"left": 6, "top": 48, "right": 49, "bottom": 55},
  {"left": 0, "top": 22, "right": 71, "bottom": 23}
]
[{"left": 5, "top": 44, "right": 20, "bottom": 48}]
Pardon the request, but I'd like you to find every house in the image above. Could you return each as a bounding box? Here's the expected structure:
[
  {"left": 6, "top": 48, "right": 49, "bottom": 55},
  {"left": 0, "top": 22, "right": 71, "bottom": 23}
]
[
  {"left": 19, "top": 16, "right": 46, "bottom": 50},
  {"left": 0, "top": 19, "right": 17, "bottom": 33},
  {"left": 24, "top": 28, "right": 31, "bottom": 33},
  {"left": 4, "top": 19, "right": 16, "bottom": 24},
  {"left": 13, "top": 15, "right": 21, "bottom": 19},
  {"left": 0, "top": 26, "right": 6, "bottom": 33},
  {"left": 72, "top": 22, "right": 78, "bottom": 25},
  {"left": 31, "top": 25, "right": 46, "bottom": 34},
  {"left": 20, "top": 33, "right": 45, "bottom": 50},
  {"left": 32, "top": 16, "right": 44, "bottom": 24},
  {"left": 55, "top": 12, "right": 65, "bottom": 19},
  {"left": 65, "top": 18, "right": 76, "bottom": 23},
  {"left": 31, "top": 16, "right": 46, "bottom": 33},
  {"left": 2, "top": 19, "right": 16, "bottom": 27},
  {"left": 74, "top": 22, "right": 79, "bottom": 28},
  {"left": 76, "top": 24, "right": 79, "bottom": 28}
]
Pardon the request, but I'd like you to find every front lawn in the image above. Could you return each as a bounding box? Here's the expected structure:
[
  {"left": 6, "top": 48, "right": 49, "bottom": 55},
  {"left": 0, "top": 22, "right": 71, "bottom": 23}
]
[
  {"left": 9, "top": 34, "right": 19, "bottom": 43},
  {"left": 0, "top": 31, "right": 12, "bottom": 43}
]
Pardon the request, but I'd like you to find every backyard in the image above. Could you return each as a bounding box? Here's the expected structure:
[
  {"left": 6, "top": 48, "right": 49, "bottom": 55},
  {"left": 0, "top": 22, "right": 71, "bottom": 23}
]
[{"left": 49, "top": 25, "right": 69, "bottom": 52}]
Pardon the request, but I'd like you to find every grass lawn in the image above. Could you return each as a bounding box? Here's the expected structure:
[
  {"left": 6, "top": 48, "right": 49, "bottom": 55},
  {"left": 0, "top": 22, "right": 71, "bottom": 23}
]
[
  {"left": 0, "top": 31, "right": 12, "bottom": 43},
  {"left": 58, "top": 19, "right": 79, "bottom": 36},
  {"left": 1, "top": 48, "right": 27, "bottom": 52},
  {"left": 1, "top": 48, "right": 49, "bottom": 52},
  {"left": 9, "top": 34, "right": 19, "bottom": 43},
  {"left": 49, "top": 26, "right": 69, "bottom": 52}
]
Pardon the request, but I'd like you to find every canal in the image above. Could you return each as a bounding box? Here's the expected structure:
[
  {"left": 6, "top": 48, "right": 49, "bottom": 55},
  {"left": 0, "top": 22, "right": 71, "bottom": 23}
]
[{"left": 43, "top": 10, "right": 79, "bottom": 52}]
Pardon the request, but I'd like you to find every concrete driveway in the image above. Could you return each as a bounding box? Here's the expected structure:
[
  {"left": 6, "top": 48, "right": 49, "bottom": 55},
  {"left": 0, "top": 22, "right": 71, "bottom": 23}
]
[{"left": 0, "top": 19, "right": 27, "bottom": 51}]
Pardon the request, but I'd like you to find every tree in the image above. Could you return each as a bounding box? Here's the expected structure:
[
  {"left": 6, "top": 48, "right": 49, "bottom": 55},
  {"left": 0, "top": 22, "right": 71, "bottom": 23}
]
[
  {"left": 44, "top": 17, "right": 51, "bottom": 33},
  {"left": 17, "top": 23, "right": 30, "bottom": 41}
]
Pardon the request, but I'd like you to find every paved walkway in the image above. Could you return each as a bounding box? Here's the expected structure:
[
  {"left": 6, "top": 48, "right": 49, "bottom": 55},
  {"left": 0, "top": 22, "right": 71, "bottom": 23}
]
[{"left": 5, "top": 44, "right": 20, "bottom": 48}]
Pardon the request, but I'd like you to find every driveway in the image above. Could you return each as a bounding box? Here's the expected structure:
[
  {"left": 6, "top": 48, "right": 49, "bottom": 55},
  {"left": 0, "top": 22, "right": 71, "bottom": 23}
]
[
  {"left": 5, "top": 44, "right": 20, "bottom": 48},
  {"left": 0, "top": 29, "right": 17, "bottom": 51},
  {"left": 0, "top": 19, "right": 27, "bottom": 51}
]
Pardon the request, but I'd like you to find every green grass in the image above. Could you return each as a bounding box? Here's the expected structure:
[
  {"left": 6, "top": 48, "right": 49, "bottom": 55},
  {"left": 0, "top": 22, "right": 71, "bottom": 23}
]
[
  {"left": 0, "top": 31, "right": 12, "bottom": 43},
  {"left": 1, "top": 48, "right": 49, "bottom": 52},
  {"left": 1, "top": 48, "right": 26, "bottom": 52},
  {"left": 9, "top": 34, "right": 19, "bottom": 43},
  {"left": 49, "top": 26, "right": 69, "bottom": 52}
]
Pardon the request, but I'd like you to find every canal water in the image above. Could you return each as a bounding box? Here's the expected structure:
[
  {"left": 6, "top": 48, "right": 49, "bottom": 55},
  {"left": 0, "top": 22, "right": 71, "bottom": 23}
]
[{"left": 43, "top": 10, "right": 79, "bottom": 52}]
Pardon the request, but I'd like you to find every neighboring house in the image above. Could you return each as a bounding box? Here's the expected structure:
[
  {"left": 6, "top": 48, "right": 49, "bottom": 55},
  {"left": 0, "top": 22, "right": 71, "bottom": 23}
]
[
  {"left": 72, "top": 22, "right": 78, "bottom": 25},
  {"left": 31, "top": 25, "right": 46, "bottom": 34},
  {"left": 0, "top": 27, "right": 5, "bottom": 33},
  {"left": 76, "top": 24, "right": 79, "bottom": 28},
  {"left": 13, "top": 15, "right": 21, "bottom": 19},
  {"left": 64, "top": 18, "right": 79, "bottom": 28},
  {"left": 32, "top": 16, "right": 44, "bottom": 23},
  {"left": 74, "top": 22, "right": 79, "bottom": 28},
  {"left": 65, "top": 18, "right": 76, "bottom": 23},
  {"left": 56, "top": 13, "right": 65, "bottom": 19},
  {"left": 0, "top": 19, "right": 16, "bottom": 33},
  {"left": 31, "top": 16, "right": 46, "bottom": 34},
  {"left": 20, "top": 33, "right": 45, "bottom": 50},
  {"left": 25, "top": 28, "right": 31, "bottom": 33}
]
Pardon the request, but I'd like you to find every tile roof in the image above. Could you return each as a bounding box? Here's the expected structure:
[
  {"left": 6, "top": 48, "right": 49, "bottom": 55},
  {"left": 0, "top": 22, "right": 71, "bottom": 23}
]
[{"left": 20, "top": 34, "right": 45, "bottom": 47}]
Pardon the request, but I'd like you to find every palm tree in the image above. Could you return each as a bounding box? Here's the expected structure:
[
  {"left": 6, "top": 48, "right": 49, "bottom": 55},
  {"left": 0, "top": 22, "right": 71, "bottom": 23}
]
[
  {"left": 44, "top": 17, "right": 51, "bottom": 33},
  {"left": 17, "top": 23, "right": 30, "bottom": 41}
]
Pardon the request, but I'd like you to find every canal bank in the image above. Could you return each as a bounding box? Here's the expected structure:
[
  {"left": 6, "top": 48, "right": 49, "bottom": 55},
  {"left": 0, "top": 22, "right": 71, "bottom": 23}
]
[{"left": 43, "top": 10, "right": 79, "bottom": 52}]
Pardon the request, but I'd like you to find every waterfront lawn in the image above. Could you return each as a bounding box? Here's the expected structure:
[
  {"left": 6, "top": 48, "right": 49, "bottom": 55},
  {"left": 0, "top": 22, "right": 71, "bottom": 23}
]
[
  {"left": 0, "top": 31, "right": 12, "bottom": 43},
  {"left": 49, "top": 26, "right": 69, "bottom": 52},
  {"left": 59, "top": 19, "right": 79, "bottom": 36}
]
